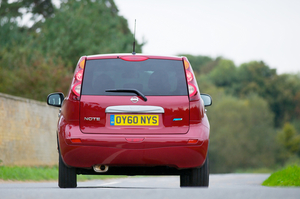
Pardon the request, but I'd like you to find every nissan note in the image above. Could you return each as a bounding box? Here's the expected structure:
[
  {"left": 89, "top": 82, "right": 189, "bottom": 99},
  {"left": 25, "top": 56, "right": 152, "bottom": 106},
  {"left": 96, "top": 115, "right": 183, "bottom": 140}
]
[{"left": 47, "top": 54, "right": 212, "bottom": 188}]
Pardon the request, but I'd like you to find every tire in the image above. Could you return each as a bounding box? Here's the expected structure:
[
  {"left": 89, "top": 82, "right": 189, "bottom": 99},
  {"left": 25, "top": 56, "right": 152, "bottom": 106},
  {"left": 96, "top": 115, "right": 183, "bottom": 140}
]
[
  {"left": 58, "top": 151, "right": 77, "bottom": 188},
  {"left": 180, "top": 155, "right": 209, "bottom": 187}
]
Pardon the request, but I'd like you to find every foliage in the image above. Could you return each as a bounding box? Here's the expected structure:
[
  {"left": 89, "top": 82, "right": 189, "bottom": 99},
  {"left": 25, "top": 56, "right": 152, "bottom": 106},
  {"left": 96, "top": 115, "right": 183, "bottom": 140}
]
[
  {"left": 206, "top": 90, "right": 276, "bottom": 173},
  {"left": 191, "top": 56, "right": 300, "bottom": 172},
  {"left": 190, "top": 57, "right": 300, "bottom": 128},
  {"left": 0, "top": 46, "right": 72, "bottom": 101},
  {"left": 262, "top": 165, "right": 300, "bottom": 186},
  {"left": 179, "top": 54, "right": 217, "bottom": 75},
  {"left": 278, "top": 123, "right": 300, "bottom": 154},
  {"left": 190, "top": 55, "right": 300, "bottom": 172},
  {"left": 0, "top": 20, "right": 29, "bottom": 51},
  {"left": 0, "top": 0, "right": 142, "bottom": 100},
  {"left": 0, "top": 0, "right": 54, "bottom": 19},
  {"left": 37, "top": 0, "right": 142, "bottom": 68},
  {"left": 209, "top": 59, "right": 237, "bottom": 88},
  {"left": 276, "top": 123, "right": 300, "bottom": 163}
]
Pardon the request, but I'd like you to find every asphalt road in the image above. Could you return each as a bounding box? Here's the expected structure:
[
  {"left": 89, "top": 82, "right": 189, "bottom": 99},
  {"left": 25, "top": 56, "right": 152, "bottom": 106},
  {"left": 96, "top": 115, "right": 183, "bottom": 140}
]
[{"left": 1, "top": 174, "right": 300, "bottom": 199}]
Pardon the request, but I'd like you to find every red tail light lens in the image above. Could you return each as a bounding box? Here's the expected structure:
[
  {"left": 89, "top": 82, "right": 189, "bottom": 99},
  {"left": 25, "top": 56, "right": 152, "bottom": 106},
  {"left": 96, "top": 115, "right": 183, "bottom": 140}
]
[
  {"left": 72, "top": 83, "right": 81, "bottom": 96},
  {"left": 75, "top": 70, "right": 83, "bottom": 81},
  {"left": 186, "top": 70, "right": 193, "bottom": 82},
  {"left": 71, "top": 138, "right": 82, "bottom": 143},
  {"left": 183, "top": 57, "right": 199, "bottom": 101},
  {"left": 188, "top": 139, "right": 199, "bottom": 144},
  {"left": 188, "top": 83, "right": 197, "bottom": 96},
  {"left": 70, "top": 56, "right": 86, "bottom": 98},
  {"left": 72, "top": 70, "right": 83, "bottom": 96}
]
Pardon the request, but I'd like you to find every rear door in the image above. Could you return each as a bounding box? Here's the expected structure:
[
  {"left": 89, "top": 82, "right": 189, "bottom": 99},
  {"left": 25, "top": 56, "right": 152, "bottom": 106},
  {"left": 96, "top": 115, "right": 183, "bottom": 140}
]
[{"left": 79, "top": 57, "right": 190, "bottom": 134}]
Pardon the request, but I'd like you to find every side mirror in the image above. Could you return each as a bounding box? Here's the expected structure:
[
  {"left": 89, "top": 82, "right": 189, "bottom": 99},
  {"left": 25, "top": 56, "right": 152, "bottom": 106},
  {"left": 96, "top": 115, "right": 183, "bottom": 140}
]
[
  {"left": 201, "top": 94, "right": 212, "bottom": 107},
  {"left": 47, "top": 93, "right": 65, "bottom": 107}
]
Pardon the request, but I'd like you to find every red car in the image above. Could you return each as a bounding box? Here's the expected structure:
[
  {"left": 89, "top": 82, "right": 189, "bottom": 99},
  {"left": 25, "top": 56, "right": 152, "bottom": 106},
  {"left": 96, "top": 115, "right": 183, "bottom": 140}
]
[{"left": 47, "top": 54, "right": 212, "bottom": 188}]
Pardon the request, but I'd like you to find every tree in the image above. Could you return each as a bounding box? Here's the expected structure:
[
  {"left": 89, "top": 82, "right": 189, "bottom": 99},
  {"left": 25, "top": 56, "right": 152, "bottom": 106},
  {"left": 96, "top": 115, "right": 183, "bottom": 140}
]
[
  {"left": 277, "top": 123, "right": 300, "bottom": 162},
  {"left": 0, "top": 0, "right": 55, "bottom": 19},
  {"left": 209, "top": 60, "right": 300, "bottom": 127},
  {"left": 179, "top": 54, "right": 215, "bottom": 75},
  {"left": 209, "top": 59, "right": 237, "bottom": 88},
  {"left": 207, "top": 91, "right": 276, "bottom": 173},
  {"left": 234, "top": 61, "right": 276, "bottom": 97},
  {"left": 264, "top": 74, "right": 300, "bottom": 127},
  {"left": 0, "top": 0, "right": 142, "bottom": 100},
  {"left": 0, "top": 0, "right": 55, "bottom": 52},
  {"left": 0, "top": 46, "right": 72, "bottom": 101},
  {"left": 36, "top": 0, "right": 142, "bottom": 68},
  {"left": 0, "top": 20, "right": 28, "bottom": 51}
]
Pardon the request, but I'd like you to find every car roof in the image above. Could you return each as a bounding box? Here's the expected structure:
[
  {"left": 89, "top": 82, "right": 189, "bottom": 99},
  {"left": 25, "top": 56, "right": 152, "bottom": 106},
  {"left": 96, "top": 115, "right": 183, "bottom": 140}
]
[{"left": 86, "top": 53, "right": 184, "bottom": 61}]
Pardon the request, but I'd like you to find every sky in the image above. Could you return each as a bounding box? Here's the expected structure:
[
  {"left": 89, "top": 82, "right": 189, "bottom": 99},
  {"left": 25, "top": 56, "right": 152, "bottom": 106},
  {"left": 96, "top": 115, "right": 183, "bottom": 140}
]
[{"left": 114, "top": 0, "right": 300, "bottom": 74}]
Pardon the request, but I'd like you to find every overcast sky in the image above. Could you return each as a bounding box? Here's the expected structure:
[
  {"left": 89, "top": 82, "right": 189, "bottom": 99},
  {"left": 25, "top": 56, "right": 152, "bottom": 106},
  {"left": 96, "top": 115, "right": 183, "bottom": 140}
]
[{"left": 114, "top": 0, "right": 300, "bottom": 74}]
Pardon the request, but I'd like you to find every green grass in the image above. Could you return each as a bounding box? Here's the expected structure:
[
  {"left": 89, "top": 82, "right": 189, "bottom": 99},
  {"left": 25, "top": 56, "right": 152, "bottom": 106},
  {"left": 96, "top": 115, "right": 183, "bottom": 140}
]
[
  {"left": 262, "top": 165, "right": 300, "bottom": 187},
  {"left": 0, "top": 166, "right": 125, "bottom": 182}
]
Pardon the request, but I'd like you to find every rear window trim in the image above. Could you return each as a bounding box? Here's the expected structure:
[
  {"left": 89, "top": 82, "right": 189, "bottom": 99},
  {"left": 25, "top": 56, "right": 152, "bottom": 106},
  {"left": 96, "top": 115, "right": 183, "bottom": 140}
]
[{"left": 81, "top": 58, "right": 188, "bottom": 96}]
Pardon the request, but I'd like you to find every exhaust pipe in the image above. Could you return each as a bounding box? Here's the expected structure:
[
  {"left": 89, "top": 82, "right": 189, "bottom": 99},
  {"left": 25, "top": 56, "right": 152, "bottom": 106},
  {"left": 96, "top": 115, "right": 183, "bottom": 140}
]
[{"left": 93, "top": 165, "right": 109, "bottom": 173}]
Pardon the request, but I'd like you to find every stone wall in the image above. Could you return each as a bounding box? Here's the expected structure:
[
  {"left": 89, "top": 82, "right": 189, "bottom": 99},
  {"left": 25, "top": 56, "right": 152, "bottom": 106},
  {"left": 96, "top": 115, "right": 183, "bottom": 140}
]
[{"left": 0, "top": 93, "right": 59, "bottom": 166}]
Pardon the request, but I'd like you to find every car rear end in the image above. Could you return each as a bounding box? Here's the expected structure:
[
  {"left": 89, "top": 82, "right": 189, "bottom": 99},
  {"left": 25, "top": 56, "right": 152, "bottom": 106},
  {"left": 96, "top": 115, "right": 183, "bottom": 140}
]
[{"left": 56, "top": 54, "right": 210, "bottom": 187}]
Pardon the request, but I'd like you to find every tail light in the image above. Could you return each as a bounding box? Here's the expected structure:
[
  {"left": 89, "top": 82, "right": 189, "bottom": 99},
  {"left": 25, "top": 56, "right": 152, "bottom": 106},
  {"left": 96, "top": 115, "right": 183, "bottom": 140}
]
[
  {"left": 183, "top": 58, "right": 200, "bottom": 101},
  {"left": 75, "top": 70, "right": 83, "bottom": 81},
  {"left": 188, "top": 83, "right": 197, "bottom": 96},
  {"left": 69, "top": 57, "right": 86, "bottom": 99},
  {"left": 72, "top": 83, "right": 81, "bottom": 96}
]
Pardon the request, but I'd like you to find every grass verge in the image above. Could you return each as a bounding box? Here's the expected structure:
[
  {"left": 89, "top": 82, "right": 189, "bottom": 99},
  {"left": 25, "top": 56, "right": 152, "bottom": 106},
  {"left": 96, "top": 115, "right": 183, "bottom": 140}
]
[
  {"left": 262, "top": 165, "right": 300, "bottom": 187},
  {"left": 0, "top": 166, "right": 124, "bottom": 182}
]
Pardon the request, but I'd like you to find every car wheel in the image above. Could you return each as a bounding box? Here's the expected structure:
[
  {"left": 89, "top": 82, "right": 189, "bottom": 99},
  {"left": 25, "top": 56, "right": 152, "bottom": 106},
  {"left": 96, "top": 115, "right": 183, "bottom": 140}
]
[
  {"left": 58, "top": 151, "right": 77, "bottom": 188},
  {"left": 180, "top": 155, "right": 209, "bottom": 187}
]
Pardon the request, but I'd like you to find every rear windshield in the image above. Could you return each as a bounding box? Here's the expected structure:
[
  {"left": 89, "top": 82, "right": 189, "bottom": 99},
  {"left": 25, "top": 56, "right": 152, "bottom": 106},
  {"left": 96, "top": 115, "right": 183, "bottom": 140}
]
[{"left": 81, "top": 59, "right": 188, "bottom": 96}]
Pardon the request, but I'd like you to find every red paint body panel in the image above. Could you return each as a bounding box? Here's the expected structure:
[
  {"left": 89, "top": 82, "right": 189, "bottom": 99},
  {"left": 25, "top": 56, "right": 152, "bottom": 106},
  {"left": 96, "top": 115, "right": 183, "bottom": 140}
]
[
  {"left": 61, "top": 98, "right": 80, "bottom": 121},
  {"left": 79, "top": 96, "right": 190, "bottom": 134},
  {"left": 58, "top": 115, "right": 210, "bottom": 169},
  {"left": 56, "top": 54, "right": 210, "bottom": 171}
]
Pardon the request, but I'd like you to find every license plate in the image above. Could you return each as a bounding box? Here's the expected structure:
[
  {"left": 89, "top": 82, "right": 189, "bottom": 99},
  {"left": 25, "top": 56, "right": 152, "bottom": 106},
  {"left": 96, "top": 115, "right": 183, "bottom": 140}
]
[{"left": 110, "top": 115, "right": 159, "bottom": 126}]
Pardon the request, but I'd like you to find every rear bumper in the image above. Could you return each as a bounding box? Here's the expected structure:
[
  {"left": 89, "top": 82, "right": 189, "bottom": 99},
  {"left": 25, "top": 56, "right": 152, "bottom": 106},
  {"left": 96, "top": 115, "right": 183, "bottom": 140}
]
[
  {"left": 58, "top": 119, "right": 210, "bottom": 170},
  {"left": 61, "top": 141, "right": 209, "bottom": 169}
]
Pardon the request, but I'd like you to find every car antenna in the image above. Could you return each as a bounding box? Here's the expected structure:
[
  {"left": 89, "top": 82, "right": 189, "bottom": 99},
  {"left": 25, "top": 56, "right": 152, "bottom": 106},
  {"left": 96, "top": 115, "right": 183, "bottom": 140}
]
[{"left": 132, "top": 19, "right": 136, "bottom": 55}]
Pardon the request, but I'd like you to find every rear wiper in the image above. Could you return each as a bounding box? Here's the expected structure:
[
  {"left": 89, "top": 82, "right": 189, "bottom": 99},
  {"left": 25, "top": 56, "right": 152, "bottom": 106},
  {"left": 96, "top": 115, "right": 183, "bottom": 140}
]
[{"left": 105, "top": 89, "right": 147, "bottom": 102}]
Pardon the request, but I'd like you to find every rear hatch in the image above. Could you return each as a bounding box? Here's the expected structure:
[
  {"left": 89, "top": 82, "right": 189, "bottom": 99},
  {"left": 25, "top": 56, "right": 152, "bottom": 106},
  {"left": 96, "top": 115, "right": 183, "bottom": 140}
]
[{"left": 79, "top": 56, "right": 190, "bottom": 134}]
